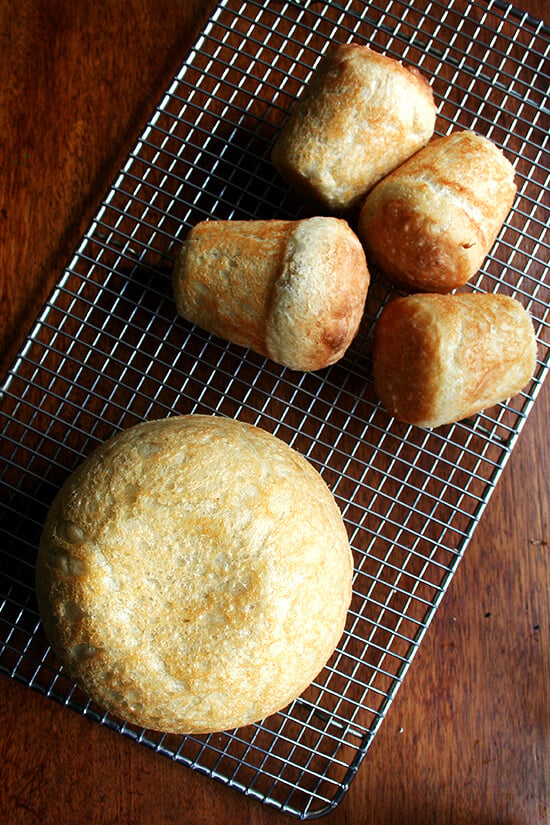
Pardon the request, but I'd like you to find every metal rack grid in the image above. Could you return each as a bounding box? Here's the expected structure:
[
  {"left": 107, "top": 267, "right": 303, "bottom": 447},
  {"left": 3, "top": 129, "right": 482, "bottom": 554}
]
[{"left": 1, "top": 0, "right": 548, "bottom": 818}]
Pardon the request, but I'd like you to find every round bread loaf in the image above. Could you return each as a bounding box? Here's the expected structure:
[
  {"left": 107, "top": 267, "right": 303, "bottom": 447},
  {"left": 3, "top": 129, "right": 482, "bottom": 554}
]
[{"left": 36, "top": 415, "right": 353, "bottom": 734}]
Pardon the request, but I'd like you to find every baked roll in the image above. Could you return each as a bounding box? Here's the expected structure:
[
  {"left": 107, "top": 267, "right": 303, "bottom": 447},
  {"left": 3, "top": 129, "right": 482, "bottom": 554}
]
[
  {"left": 271, "top": 43, "right": 436, "bottom": 211},
  {"left": 173, "top": 216, "right": 370, "bottom": 371},
  {"left": 36, "top": 415, "right": 353, "bottom": 734},
  {"left": 372, "top": 293, "right": 536, "bottom": 428},
  {"left": 358, "top": 130, "right": 517, "bottom": 293}
]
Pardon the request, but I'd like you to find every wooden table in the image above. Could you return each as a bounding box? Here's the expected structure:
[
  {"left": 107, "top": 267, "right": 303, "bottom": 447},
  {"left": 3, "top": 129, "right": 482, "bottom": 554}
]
[{"left": 1, "top": 1, "right": 548, "bottom": 823}]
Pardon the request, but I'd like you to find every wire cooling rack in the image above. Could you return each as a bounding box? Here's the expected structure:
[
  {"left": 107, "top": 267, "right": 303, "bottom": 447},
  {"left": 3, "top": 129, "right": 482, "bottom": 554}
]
[{"left": 1, "top": 0, "right": 549, "bottom": 818}]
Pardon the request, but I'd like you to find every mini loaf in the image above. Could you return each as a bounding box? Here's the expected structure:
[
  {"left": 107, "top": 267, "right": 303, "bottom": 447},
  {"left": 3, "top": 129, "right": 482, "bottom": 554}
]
[
  {"left": 271, "top": 42, "right": 436, "bottom": 211},
  {"left": 372, "top": 293, "right": 536, "bottom": 428},
  {"left": 172, "top": 216, "right": 370, "bottom": 371},
  {"left": 35, "top": 415, "right": 353, "bottom": 734},
  {"left": 358, "top": 130, "right": 517, "bottom": 293}
]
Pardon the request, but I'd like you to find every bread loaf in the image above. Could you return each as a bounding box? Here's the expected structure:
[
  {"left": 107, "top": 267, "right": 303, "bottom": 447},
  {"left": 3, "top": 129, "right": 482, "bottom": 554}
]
[
  {"left": 35, "top": 415, "right": 353, "bottom": 734},
  {"left": 372, "top": 293, "right": 536, "bottom": 428},
  {"left": 358, "top": 131, "right": 517, "bottom": 293},
  {"left": 173, "top": 216, "right": 370, "bottom": 371},
  {"left": 271, "top": 43, "right": 436, "bottom": 211}
]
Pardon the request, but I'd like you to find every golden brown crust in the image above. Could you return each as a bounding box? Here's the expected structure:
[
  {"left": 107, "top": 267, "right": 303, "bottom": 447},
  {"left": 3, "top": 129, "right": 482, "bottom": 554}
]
[
  {"left": 173, "top": 219, "right": 288, "bottom": 357},
  {"left": 35, "top": 415, "right": 353, "bottom": 733},
  {"left": 372, "top": 293, "right": 537, "bottom": 427},
  {"left": 172, "top": 217, "right": 370, "bottom": 371},
  {"left": 358, "top": 131, "right": 517, "bottom": 293},
  {"left": 271, "top": 43, "right": 436, "bottom": 211}
]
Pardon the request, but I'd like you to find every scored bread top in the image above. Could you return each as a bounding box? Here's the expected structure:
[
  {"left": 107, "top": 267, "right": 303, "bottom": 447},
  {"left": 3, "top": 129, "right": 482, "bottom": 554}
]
[{"left": 36, "top": 415, "right": 353, "bottom": 734}]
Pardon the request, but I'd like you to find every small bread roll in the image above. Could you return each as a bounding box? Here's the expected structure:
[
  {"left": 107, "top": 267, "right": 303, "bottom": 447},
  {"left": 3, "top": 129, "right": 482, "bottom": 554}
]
[
  {"left": 358, "top": 131, "right": 517, "bottom": 293},
  {"left": 35, "top": 415, "right": 353, "bottom": 734},
  {"left": 372, "top": 293, "right": 536, "bottom": 428},
  {"left": 173, "top": 216, "right": 370, "bottom": 371},
  {"left": 271, "top": 43, "right": 436, "bottom": 211}
]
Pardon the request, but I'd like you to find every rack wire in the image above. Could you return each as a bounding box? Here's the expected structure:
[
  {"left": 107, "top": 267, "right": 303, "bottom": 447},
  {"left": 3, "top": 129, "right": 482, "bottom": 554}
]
[{"left": 1, "top": 0, "right": 549, "bottom": 818}]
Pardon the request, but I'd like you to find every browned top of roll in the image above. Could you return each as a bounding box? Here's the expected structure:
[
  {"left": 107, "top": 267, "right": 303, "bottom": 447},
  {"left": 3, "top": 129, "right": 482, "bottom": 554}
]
[
  {"left": 358, "top": 131, "right": 517, "bottom": 293},
  {"left": 271, "top": 42, "right": 437, "bottom": 211},
  {"left": 372, "top": 293, "right": 536, "bottom": 428},
  {"left": 173, "top": 217, "right": 370, "bottom": 371}
]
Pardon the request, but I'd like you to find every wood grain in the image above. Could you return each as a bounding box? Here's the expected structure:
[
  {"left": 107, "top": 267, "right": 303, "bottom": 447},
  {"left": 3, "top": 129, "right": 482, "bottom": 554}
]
[
  {"left": 1, "top": 1, "right": 548, "bottom": 824},
  {"left": 0, "top": 0, "right": 212, "bottom": 374}
]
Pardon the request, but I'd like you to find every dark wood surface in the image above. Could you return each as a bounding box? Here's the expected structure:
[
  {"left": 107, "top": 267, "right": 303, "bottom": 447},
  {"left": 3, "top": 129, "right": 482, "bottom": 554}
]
[{"left": 1, "top": 1, "right": 548, "bottom": 823}]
